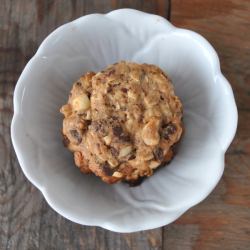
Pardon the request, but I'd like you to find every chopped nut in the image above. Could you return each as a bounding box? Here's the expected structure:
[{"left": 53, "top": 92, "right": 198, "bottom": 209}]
[
  {"left": 144, "top": 91, "right": 160, "bottom": 106},
  {"left": 112, "top": 171, "right": 123, "bottom": 178},
  {"left": 67, "top": 143, "right": 79, "bottom": 152},
  {"left": 114, "top": 91, "right": 124, "bottom": 100},
  {"left": 72, "top": 93, "right": 90, "bottom": 112},
  {"left": 149, "top": 161, "right": 160, "bottom": 169},
  {"left": 141, "top": 118, "right": 160, "bottom": 146},
  {"left": 85, "top": 110, "right": 91, "bottom": 120},
  {"left": 78, "top": 72, "right": 95, "bottom": 91},
  {"left": 127, "top": 90, "right": 137, "bottom": 100},
  {"left": 125, "top": 119, "right": 133, "bottom": 131},
  {"left": 60, "top": 104, "right": 72, "bottom": 117},
  {"left": 97, "top": 153, "right": 107, "bottom": 162},
  {"left": 137, "top": 146, "right": 154, "bottom": 161},
  {"left": 103, "top": 135, "right": 112, "bottom": 145},
  {"left": 119, "top": 145, "right": 133, "bottom": 158},
  {"left": 74, "top": 151, "right": 86, "bottom": 167},
  {"left": 160, "top": 103, "right": 172, "bottom": 117},
  {"left": 144, "top": 107, "right": 162, "bottom": 121},
  {"left": 115, "top": 103, "right": 121, "bottom": 110},
  {"left": 108, "top": 158, "right": 119, "bottom": 168},
  {"left": 130, "top": 70, "right": 140, "bottom": 81},
  {"left": 163, "top": 148, "right": 174, "bottom": 162}
]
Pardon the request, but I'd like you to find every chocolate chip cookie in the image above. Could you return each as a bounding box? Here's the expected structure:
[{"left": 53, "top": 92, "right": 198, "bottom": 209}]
[{"left": 60, "top": 61, "right": 183, "bottom": 184}]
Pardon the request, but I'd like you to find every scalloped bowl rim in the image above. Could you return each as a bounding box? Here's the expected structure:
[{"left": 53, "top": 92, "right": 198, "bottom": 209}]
[{"left": 11, "top": 9, "right": 238, "bottom": 232}]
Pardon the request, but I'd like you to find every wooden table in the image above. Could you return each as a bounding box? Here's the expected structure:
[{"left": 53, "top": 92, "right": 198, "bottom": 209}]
[{"left": 1, "top": 1, "right": 249, "bottom": 249}]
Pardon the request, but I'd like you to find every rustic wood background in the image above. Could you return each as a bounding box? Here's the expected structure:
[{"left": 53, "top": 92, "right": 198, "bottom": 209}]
[{"left": 0, "top": 0, "right": 249, "bottom": 249}]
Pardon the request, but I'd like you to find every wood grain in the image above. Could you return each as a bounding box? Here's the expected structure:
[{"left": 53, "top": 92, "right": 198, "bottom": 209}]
[
  {"left": 163, "top": 1, "right": 250, "bottom": 250},
  {"left": 1, "top": 0, "right": 250, "bottom": 249},
  {"left": 0, "top": 1, "right": 169, "bottom": 250}
]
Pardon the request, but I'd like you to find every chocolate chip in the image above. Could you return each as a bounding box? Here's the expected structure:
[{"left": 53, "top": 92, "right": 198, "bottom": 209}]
[
  {"left": 111, "top": 116, "right": 119, "bottom": 121},
  {"left": 112, "top": 126, "right": 131, "bottom": 142},
  {"left": 91, "top": 121, "right": 106, "bottom": 135},
  {"left": 86, "top": 91, "right": 91, "bottom": 98},
  {"left": 113, "top": 126, "right": 123, "bottom": 137},
  {"left": 128, "top": 148, "right": 136, "bottom": 160},
  {"left": 121, "top": 88, "right": 128, "bottom": 93},
  {"left": 120, "top": 134, "right": 131, "bottom": 142},
  {"left": 76, "top": 82, "right": 81, "bottom": 86},
  {"left": 161, "top": 123, "right": 176, "bottom": 139},
  {"left": 107, "top": 86, "right": 112, "bottom": 93},
  {"left": 128, "top": 154, "right": 136, "bottom": 160},
  {"left": 112, "top": 84, "right": 120, "bottom": 88},
  {"left": 101, "top": 162, "right": 114, "bottom": 176},
  {"left": 85, "top": 120, "right": 91, "bottom": 126},
  {"left": 70, "top": 129, "right": 82, "bottom": 144},
  {"left": 160, "top": 95, "right": 164, "bottom": 100},
  {"left": 62, "top": 135, "right": 70, "bottom": 147},
  {"left": 107, "top": 69, "right": 115, "bottom": 76},
  {"left": 153, "top": 147, "right": 164, "bottom": 161},
  {"left": 126, "top": 177, "right": 145, "bottom": 187},
  {"left": 110, "top": 147, "right": 119, "bottom": 157}
]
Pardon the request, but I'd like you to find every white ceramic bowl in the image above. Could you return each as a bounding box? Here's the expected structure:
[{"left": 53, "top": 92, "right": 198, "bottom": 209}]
[{"left": 11, "top": 9, "right": 237, "bottom": 233}]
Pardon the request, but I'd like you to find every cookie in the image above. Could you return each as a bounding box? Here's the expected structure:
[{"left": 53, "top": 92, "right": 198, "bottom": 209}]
[{"left": 60, "top": 61, "right": 183, "bottom": 184}]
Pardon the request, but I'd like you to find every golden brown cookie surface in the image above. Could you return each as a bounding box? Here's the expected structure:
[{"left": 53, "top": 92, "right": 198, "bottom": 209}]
[{"left": 60, "top": 61, "right": 183, "bottom": 184}]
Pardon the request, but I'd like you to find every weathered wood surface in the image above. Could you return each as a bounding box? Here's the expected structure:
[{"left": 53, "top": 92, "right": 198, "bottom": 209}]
[
  {"left": 0, "top": 0, "right": 249, "bottom": 249},
  {"left": 165, "top": 1, "right": 250, "bottom": 249}
]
